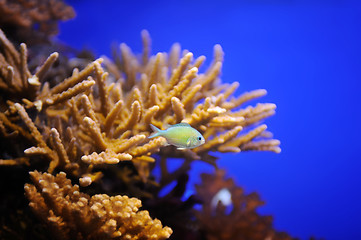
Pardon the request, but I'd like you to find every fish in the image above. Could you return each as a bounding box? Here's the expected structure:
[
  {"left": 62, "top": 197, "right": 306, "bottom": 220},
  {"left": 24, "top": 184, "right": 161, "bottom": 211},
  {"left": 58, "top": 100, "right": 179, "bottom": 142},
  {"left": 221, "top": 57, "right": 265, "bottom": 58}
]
[{"left": 148, "top": 123, "right": 205, "bottom": 149}]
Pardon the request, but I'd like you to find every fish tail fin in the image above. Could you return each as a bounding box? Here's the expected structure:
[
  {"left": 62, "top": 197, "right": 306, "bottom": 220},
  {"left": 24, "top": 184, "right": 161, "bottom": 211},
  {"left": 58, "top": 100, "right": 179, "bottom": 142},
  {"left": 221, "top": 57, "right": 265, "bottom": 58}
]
[{"left": 149, "top": 124, "right": 161, "bottom": 138}]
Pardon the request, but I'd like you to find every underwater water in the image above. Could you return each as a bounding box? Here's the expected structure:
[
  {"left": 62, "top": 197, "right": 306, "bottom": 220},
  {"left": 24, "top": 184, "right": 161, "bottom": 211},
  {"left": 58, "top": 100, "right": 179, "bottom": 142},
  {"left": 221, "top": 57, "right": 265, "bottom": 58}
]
[{"left": 59, "top": 0, "right": 361, "bottom": 239}]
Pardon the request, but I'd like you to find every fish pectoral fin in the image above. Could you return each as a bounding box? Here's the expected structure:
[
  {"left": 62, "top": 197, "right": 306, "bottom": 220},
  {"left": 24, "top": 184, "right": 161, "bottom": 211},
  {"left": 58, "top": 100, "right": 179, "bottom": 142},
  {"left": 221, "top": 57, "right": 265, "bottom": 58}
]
[{"left": 186, "top": 138, "right": 192, "bottom": 148}]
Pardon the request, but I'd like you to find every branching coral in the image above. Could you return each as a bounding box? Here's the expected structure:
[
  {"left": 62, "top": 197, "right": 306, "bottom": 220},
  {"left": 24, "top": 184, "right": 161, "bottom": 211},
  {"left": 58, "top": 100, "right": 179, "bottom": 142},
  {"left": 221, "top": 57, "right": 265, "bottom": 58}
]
[
  {"left": 0, "top": 25, "right": 285, "bottom": 239},
  {"left": 0, "top": 28, "right": 279, "bottom": 189},
  {"left": 99, "top": 32, "right": 281, "bottom": 190},
  {"left": 25, "top": 170, "right": 172, "bottom": 240},
  {"left": 0, "top": 0, "right": 75, "bottom": 43},
  {"left": 195, "top": 169, "right": 293, "bottom": 240}
]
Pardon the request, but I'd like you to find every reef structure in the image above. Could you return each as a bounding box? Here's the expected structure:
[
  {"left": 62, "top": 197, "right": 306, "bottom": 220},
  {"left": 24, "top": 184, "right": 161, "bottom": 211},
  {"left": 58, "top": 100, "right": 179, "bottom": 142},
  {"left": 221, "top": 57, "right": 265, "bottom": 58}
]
[
  {"left": 25, "top": 170, "right": 172, "bottom": 240},
  {"left": 0, "top": 0, "right": 75, "bottom": 44},
  {"left": 0, "top": 27, "right": 280, "bottom": 185},
  {"left": 0, "top": 24, "right": 283, "bottom": 239},
  {"left": 195, "top": 169, "right": 292, "bottom": 240}
]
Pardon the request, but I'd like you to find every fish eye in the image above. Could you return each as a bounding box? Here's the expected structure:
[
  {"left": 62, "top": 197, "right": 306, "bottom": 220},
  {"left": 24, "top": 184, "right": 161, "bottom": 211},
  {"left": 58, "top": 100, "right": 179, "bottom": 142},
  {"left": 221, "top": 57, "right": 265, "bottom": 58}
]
[{"left": 198, "top": 137, "right": 202, "bottom": 140}]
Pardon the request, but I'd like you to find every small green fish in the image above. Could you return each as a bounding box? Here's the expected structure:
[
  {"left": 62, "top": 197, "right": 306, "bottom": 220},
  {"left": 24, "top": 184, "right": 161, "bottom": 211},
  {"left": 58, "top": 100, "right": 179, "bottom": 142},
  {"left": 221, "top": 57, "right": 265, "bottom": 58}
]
[{"left": 149, "top": 123, "right": 205, "bottom": 149}]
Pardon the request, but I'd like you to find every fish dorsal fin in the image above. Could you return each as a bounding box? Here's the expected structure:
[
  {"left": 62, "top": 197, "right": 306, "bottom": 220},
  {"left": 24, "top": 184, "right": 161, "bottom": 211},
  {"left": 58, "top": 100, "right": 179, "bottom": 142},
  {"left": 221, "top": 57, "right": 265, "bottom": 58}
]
[{"left": 172, "top": 122, "right": 191, "bottom": 128}]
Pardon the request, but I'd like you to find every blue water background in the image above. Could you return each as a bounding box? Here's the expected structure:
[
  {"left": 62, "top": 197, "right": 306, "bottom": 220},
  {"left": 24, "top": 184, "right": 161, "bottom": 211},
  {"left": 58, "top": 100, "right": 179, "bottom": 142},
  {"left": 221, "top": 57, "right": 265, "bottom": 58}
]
[{"left": 59, "top": 1, "right": 361, "bottom": 239}]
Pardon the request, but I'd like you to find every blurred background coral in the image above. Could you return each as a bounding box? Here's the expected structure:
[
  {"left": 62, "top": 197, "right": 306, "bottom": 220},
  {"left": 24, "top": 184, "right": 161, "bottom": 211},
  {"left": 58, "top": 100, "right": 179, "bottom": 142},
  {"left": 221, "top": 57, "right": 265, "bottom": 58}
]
[{"left": 58, "top": 0, "right": 361, "bottom": 239}]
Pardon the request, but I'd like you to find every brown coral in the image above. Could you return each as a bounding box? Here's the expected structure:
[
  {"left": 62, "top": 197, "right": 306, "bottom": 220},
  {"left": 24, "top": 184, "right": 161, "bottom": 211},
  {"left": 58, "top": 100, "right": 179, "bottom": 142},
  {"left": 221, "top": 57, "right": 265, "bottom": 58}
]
[
  {"left": 0, "top": 0, "right": 75, "bottom": 44},
  {"left": 195, "top": 169, "right": 293, "bottom": 240},
  {"left": 25, "top": 170, "right": 172, "bottom": 240}
]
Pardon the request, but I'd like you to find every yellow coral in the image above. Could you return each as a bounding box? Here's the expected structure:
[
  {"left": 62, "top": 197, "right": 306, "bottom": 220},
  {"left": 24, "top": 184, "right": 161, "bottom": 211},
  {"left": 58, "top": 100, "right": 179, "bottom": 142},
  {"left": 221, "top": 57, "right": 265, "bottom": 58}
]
[
  {"left": 0, "top": 26, "right": 285, "bottom": 240},
  {"left": 0, "top": 28, "right": 279, "bottom": 186},
  {"left": 25, "top": 171, "right": 172, "bottom": 240}
]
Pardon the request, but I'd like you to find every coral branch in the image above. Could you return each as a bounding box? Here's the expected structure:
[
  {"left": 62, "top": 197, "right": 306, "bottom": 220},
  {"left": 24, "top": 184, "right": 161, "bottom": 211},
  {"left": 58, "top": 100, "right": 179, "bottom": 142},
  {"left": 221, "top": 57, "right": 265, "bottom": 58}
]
[
  {"left": 50, "top": 128, "right": 70, "bottom": 166},
  {"left": 14, "top": 103, "right": 47, "bottom": 149},
  {"left": 44, "top": 79, "right": 95, "bottom": 106},
  {"left": 104, "top": 99, "right": 123, "bottom": 134},
  {"left": 81, "top": 149, "right": 132, "bottom": 165},
  {"left": 171, "top": 97, "right": 186, "bottom": 123},
  {"left": 83, "top": 117, "right": 107, "bottom": 151},
  {"left": 34, "top": 52, "right": 59, "bottom": 83},
  {"left": 114, "top": 100, "right": 141, "bottom": 137},
  {"left": 49, "top": 59, "right": 102, "bottom": 95}
]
